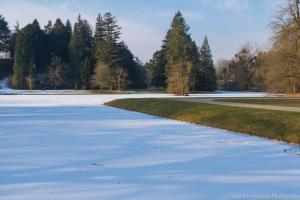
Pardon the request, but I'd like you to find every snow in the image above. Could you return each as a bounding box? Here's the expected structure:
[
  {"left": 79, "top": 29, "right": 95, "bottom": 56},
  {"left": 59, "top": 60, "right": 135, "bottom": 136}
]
[{"left": 0, "top": 94, "right": 299, "bottom": 200}]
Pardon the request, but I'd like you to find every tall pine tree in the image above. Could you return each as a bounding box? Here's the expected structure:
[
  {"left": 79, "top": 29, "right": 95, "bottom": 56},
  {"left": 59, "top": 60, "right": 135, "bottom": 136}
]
[
  {"left": 94, "top": 14, "right": 106, "bottom": 44},
  {"left": 198, "top": 36, "right": 217, "bottom": 91},
  {"left": 0, "top": 15, "right": 11, "bottom": 58},
  {"left": 69, "top": 15, "right": 93, "bottom": 89},
  {"left": 12, "top": 30, "right": 34, "bottom": 89},
  {"left": 165, "top": 11, "right": 195, "bottom": 95},
  {"left": 146, "top": 49, "right": 167, "bottom": 88}
]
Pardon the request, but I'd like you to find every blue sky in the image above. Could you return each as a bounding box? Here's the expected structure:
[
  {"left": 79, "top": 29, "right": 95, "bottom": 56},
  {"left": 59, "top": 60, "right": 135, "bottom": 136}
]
[{"left": 0, "top": 0, "right": 280, "bottom": 62}]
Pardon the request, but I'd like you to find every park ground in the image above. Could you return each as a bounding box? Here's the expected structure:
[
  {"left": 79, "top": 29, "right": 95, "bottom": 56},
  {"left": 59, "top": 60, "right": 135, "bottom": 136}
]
[{"left": 0, "top": 92, "right": 300, "bottom": 200}]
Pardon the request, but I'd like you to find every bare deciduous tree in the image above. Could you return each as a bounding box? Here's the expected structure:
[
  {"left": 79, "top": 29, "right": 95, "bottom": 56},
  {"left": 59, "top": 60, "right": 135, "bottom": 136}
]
[
  {"left": 47, "top": 56, "right": 64, "bottom": 90},
  {"left": 265, "top": 0, "right": 300, "bottom": 93},
  {"left": 91, "top": 62, "right": 129, "bottom": 90}
]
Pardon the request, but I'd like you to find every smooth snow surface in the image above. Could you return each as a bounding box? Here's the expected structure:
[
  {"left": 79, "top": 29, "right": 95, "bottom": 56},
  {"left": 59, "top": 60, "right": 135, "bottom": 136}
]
[{"left": 0, "top": 94, "right": 299, "bottom": 200}]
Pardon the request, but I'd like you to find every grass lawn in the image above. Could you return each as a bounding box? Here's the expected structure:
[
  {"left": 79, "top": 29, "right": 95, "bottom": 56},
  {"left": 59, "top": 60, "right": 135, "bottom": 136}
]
[
  {"left": 216, "top": 98, "right": 300, "bottom": 107},
  {"left": 105, "top": 98, "right": 300, "bottom": 145}
]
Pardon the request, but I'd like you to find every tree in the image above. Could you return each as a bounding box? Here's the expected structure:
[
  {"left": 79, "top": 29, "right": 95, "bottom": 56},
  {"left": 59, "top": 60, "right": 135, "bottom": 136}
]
[
  {"left": 91, "top": 62, "right": 128, "bottom": 90},
  {"left": 96, "top": 36, "right": 120, "bottom": 68},
  {"left": 132, "top": 58, "right": 148, "bottom": 89},
  {"left": 233, "top": 44, "right": 257, "bottom": 90},
  {"left": 218, "top": 44, "right": 257, "bottom": 91},
  {"left": 165, "top": 11, "right": 195, "bottom": 95},
  {"left": 9, "top": 22, "right": 20, "bottom": 60},
  {"left": 117, "top": 42, "right": 147, "bottom": 88},
  {"left": 103, "top": 12, "right": 121, "bottom": 42},
  {"left": 197, "top": 36, "right": 217, "bottom": 91},
  {"left": 30, "top": 19, "right": 49, "bottom": 73},
  {"left": 69, "top": 15, "right": 93, "bottom": 89},
  {"left": 94, "top": 12, "right": 147, "bottom": 90},
  {"left": 49, "top": 18, "right": 71, "bottom": 62},
  {"left": 146, "top": 49, "right": 167, "bottom": 88},
  {"left": 0, "top": 15, "right": 11, "bottom": 58},
  {"left": 44, "top": 20, "right": 52, "bottom": 34},
  {"left": 91, "top": 62, "right": 112, "bottom": 89},
  {"left": 216, "top": 59, "right": 231, "bottom": 89},
  {"left": 188, "top": 41, "right": 201, "bottom": 91},
  {"left": 80, "top": 57, "right": 92, "bottom": 89},
  {"left": 263, "top": 0, "right": 300, "bottom": 93},
  {"left": 94, "top": 14, "right": 106, "bottom": 44},
  {"left": 12, "top": 30, "right": 34, "bottom": 89},
  {"left": 47, "top": 55, "right": 65, "bottom": 89}
]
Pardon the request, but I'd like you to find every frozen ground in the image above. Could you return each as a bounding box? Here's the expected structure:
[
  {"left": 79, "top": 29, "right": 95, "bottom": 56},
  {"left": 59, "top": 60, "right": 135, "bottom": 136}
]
[{"left": 0, "top": 94, "right": 300, "bottom": 200}]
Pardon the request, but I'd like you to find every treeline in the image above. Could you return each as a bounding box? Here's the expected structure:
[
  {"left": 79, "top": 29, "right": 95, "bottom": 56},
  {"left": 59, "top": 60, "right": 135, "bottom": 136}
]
[
  {"left": 0, "top": 13, "right": 147, "bottom": 90},
  {"left": 217, "top": 0, "right": 300, "bottom": 94},
  {"left": 0, "top": 11, "right": 217, "bottom": 95},
  {"left": 146, "top": 11, "right": 217, "bottom": 95}
]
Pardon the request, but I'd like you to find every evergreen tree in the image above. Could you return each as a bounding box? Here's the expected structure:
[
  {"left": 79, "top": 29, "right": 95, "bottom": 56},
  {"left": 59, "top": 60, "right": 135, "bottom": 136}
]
[
  {"left": 187, "top": 41, "right": 200, "bottom": 91},
  {"left": 44, "top": 20, "right": 52, "bottom": 34},
  {"left": 93, "top": 12, "right": 123, "bottom": 90},
  {"left": 146, "top": 49, "right": 167, "bottom": 88},
  {"left": 0, "top": 15, "right": 11, "bottom": 57},
  {"left": 93, "top": 12, "right": 146, "bottom": 90},
  {"left": 103, "top": 12, "right": 121, "bottom": 42},
  {"left": 12, "top": 19, "right": 48, "bottom": 89},
  {"left": 132, "top": 58, "right": 148, "bottom": 89},
  {"left": 94, "top": 14, "right": 106, "bottom": 44},
  {"left": 198, "top": 36, "right": 217, "bottom": 91},
  {"left": 65, "top": 19, "right": 72, "bottom": 62},
  {"left": 49, "top": 18, "right": 71, "bottom": 62},
  {"left": 117, "top": 42, "right": 147, "bottom": 88},
  {"left": 30, "top": 19, "right": 49, "bottom": 73},
  {"left": 165, "top": 11, "right": 194, "bottom": 95},
  {"left": 117, "top": 42, "right": 136, "bottom": 86},
  {"left": 9, "top": 22, "right": 20, "bottom": 60},
  {"left": 96, "top": 37, "right": 120, "bottom": 69},
  {"left": 69, "top": 15, "right": 93, "bottom": 89},
  {"left": 12, "top": 30, "right": 34, "bottom": 89},
  {"left": 65, "top": 20, "right": 72, "bottom": 34}
]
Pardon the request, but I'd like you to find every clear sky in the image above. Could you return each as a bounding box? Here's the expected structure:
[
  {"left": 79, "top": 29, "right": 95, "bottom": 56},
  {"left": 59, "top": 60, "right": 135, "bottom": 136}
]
[{"left": 0, "top": 0, "right": 281, "bottom": 63}]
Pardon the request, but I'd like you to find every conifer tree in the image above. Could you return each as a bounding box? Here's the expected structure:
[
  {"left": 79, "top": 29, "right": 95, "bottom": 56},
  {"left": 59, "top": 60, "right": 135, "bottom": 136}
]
[
  {"left": 69, "top": 15, "right": 93, "bottom": 89},
  {"left": 9, "top": 22, "right": 20, "bottom": 60},
  {"left": 94, "top": 14, "right": 106, "bottom": 44},
  {"left": 50, "top": 18, "right": 71, "bottom": 62},
  {"left": 30, "top": 19, "right": 48, "bottom": 73},
  {"left": 12, "top": 31, "right": 34, "bottom": 89},
  {"left": 44, "top": 20, "right": 52, "bottom": 34},
  {"left": 93, "top": 13, "right": 126, "bottom": 90},
  {"left": 146, "top": 49, "right": 167, "bottom": 88},
  {"left": 12, "top": 19, "right": 48, "bottom": 89},
  {"left": 165, "top": 11, "right": 194, "bottom": 95},
  {"left": 65, "top": 20, "right": 72, "bottom": 34},
  {"left": 0, "top": 15, "right": 11, "bottom": 58},
  {"left": 198, "top": 36, "right": 217, "bottom": 91},
  {"left": 103, "top": 12, "right": 121, "bottom": 42}
]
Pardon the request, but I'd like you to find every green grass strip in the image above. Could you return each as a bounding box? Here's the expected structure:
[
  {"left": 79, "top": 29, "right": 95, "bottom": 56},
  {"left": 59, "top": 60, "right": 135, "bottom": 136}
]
[{"left": 105, "top": 98, "right": 300, "bottom": 145}]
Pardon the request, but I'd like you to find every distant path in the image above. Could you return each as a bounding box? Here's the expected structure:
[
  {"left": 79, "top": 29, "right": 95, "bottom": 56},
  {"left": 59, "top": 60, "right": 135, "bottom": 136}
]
[{"left": 174, "top": 98, "right": 300, "bottom": 112}]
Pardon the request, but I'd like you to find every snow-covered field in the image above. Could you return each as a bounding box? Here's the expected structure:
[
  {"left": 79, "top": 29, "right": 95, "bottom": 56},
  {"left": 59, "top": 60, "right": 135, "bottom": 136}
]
[{"left": 0, "top": 93, "right": 299, "bottom": 200}]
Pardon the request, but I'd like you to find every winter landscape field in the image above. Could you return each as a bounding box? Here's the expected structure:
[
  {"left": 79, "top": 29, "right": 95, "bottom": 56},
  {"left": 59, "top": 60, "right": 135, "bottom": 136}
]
[
  {"left": 1, "top": 0, "right": 300, "bottom": 199},
  {"left": 0, "top": 92, "right": 300, "bottom": 200}
]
